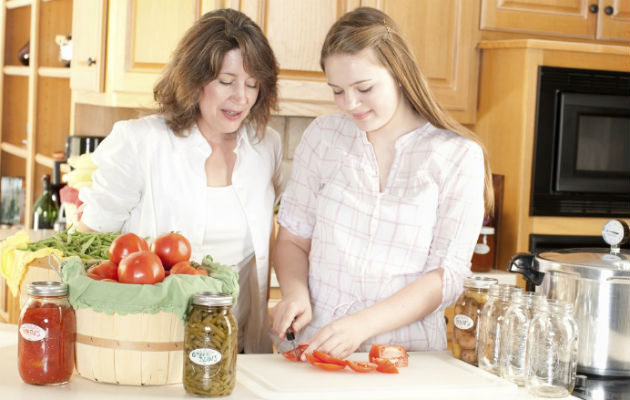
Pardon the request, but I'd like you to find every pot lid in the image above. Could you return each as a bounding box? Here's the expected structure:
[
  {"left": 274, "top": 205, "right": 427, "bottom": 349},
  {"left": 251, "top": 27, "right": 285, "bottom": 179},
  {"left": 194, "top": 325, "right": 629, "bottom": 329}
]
[{"left": 537, "top": 248, "right": 630, "bottom": 279}]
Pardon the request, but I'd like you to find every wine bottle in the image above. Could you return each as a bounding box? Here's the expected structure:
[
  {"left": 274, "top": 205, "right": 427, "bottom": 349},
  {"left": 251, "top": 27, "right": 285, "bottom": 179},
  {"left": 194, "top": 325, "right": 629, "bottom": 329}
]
[{"left": 32, "top": 174, "right": 59, "bottom": 230}]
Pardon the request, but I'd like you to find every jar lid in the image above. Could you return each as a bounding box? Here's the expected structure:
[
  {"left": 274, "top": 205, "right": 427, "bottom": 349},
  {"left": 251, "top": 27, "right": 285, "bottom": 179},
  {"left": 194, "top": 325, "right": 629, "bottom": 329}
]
[
  {"left": 27, "top": 281, "right": 68, "bottom": 296},
  {"left": 464, "top": 276, "right": 498, "bottom": 289},
  {"left": 192, "top": 292, "right": 233, "bottom": 307}
]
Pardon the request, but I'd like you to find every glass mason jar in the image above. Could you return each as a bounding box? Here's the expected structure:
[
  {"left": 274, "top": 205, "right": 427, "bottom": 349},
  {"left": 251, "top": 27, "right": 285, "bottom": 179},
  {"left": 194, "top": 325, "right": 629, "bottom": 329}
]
[
  {"left": 183, "top": 292, "right": 237, "bottom": 397},
  {"left": 526, "top": 299, "right": 579, "bottom": 398},
  {"left": 18, "top": 281, "right": 76, "bottom": 385},
  {"left": 499, "top": 292, "right": 543, "bottom": 385},
  {"left": 477, "top": 284, "right": 523, "bottom": 375},
  {"left": 452, "top": 276, "right": 498, "bottom": 365}
]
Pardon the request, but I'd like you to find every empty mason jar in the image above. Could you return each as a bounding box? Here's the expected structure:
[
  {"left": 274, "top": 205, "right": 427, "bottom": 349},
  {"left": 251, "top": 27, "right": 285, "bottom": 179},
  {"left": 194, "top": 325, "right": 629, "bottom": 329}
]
[
  {"left": 477, "top": 284, "right": 522, "bottom": 375},
  {"left": 499, "top": 292, "right": 542, "bottom": 385},
  {"left": 526, "top": 299, "right": 579, "bottom": 398}
]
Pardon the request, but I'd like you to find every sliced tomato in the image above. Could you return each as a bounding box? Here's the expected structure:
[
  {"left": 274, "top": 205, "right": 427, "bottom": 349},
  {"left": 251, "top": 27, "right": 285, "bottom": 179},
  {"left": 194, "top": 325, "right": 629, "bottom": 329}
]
[
  {"left": 372, "top": 357, "right": 399, "bottom": 374},
  {"left": 281, "top": 344, "right": 309, "bottom": 362},
  {"left": 312, "top": 350, "right": 346, "bottom": 366},
  {"left": 346, "top": 360, "right": 378, "bottom": 373},
  {"left": 312, "top": 361, "right": 346, "bottom": 371},
  {"left": 368, "top": 344, "right": 409, "bottom": 367},
  {"left": 304, "top": 352, "right": 320, "bottom": 365}
]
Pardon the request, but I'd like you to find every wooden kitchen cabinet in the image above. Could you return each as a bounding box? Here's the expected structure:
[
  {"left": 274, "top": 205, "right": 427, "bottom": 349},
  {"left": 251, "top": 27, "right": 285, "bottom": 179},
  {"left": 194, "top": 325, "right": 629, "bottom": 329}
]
[
  {"left": 0, "top": 0, "right": 73, "bottom": 229},
  {"left": 481, "top": 0, "right": 630, "bottom": 42},
  {"left": 70, "top": 0, "right": 480, "bottom": 124}
]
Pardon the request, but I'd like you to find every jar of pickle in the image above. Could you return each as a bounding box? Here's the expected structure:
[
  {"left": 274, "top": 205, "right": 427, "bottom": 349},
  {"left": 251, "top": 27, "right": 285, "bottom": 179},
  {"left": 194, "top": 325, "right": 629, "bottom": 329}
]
[
  {"left": 183, "top": 292, "right": 237, "bottom": 397},
  {"left": 452, "top": 276, "right": 498, "bottom": 365},
  {"left": 18, "top": 281, "right": 76, "bottom": 385},
  {"left": 477, "top": 284, "right": 523, "bottom": 375}
]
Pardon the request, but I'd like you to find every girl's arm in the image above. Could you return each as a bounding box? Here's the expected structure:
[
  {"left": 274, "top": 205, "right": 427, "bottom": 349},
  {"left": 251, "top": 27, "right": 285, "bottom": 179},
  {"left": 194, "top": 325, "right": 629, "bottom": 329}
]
[
  {"left": 304, "top": 268, "right": 444, "bottom": 359},
  {"left": 269, "top": 226, "right": 312, "bottom": 338}
]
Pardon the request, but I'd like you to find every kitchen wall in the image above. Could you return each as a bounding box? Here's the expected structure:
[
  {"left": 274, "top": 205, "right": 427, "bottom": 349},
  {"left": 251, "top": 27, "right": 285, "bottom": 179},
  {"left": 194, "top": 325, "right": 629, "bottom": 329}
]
[{"left": 270, "top": 116, "right": 314, "bottom": 190}]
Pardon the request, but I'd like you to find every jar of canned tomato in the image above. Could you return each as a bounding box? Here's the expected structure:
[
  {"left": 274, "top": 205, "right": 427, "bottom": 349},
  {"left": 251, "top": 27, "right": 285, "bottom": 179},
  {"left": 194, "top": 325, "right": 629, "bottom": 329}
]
[{"left": 18, "top": 281, "right": 76, "bottom": 385}]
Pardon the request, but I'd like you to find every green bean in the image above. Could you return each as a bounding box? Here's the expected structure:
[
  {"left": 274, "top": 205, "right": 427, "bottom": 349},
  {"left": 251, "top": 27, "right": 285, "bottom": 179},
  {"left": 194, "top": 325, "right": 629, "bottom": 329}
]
[{"left": 25, "top": 229, "right": 120, "bottom": 261}]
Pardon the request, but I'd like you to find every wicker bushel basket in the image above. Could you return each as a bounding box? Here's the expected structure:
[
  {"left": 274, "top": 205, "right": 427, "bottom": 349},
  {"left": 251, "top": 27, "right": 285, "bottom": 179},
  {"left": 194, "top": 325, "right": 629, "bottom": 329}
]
[
  {"left": 74, "top": 309, "right": 184, "bottom": 385},
  {"left": 59, "top": 256, "right": 239, "bottom": 386}
]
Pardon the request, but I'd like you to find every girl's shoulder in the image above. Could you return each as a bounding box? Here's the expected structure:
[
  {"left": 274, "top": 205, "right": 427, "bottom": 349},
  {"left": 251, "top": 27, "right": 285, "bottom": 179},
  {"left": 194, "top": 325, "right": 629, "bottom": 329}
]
[{"left": 418, "top": 125, "right": 482, "bottom": 161}]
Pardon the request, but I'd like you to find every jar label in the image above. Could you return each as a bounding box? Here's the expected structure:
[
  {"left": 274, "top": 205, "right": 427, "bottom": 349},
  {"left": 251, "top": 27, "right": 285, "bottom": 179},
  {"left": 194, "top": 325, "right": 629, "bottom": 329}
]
[
  {"left": 189, "top": 348, "right": 221, "bottom": 366},
  {"left": 19, "top": 323, "right": 47, "bottom": 341},
  {"left": 454, "top": 314, "right": 474, "bottom": 330}
]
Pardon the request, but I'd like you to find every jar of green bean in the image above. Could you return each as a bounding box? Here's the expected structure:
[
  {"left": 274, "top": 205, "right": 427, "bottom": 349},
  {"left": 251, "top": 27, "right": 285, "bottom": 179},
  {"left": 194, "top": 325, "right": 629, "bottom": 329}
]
[{"left": 183, "top": 292, "right": 237, "bottom": 397}]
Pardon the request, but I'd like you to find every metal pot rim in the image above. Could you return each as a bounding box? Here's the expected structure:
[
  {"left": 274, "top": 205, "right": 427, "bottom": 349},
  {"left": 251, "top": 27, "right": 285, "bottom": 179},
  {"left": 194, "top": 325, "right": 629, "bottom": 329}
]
[{"left": 537, "top": 248, "right": 630, "bottom": 280}]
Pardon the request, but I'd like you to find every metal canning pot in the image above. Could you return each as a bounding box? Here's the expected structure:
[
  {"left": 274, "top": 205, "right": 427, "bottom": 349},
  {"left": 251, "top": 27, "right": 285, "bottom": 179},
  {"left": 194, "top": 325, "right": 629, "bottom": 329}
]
[{"left": 509, "top": 248, "right": 630, "bottom": 377}]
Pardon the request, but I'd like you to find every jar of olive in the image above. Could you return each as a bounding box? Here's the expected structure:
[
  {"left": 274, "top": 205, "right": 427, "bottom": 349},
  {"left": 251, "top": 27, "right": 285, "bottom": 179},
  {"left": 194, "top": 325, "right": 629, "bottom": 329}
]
[
  {"left": 183, "top": 292, "right": 237, "bottom": 397},
  {"left": 452, "top": 276, "right": 498, "bottom": 365}
]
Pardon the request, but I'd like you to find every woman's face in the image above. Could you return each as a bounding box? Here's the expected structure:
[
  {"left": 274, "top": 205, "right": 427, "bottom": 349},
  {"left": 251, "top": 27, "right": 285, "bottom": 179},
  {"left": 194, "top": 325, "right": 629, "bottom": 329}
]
[
  {"left": 324, "top": 48, "right": 402, "bottom": 134},
  {"left": 197, "top": 48, "right": 259, "bottom": 137}
]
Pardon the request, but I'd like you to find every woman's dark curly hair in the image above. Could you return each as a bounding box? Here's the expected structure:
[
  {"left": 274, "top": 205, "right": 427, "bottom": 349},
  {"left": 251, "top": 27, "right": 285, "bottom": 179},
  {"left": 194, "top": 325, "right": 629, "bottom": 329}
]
[{"left": 154, "top": 9, "right": 279, "bottom": 140}]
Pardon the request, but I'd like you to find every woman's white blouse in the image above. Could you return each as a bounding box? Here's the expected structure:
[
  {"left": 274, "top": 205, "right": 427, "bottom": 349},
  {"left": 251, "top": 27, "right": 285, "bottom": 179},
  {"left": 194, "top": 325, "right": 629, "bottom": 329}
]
[
  {"left": 80, "top": 114, "right": 282, "bottom": 353},
  {"left": 277, "top": 114, "right": 485, "bottom": 352}
]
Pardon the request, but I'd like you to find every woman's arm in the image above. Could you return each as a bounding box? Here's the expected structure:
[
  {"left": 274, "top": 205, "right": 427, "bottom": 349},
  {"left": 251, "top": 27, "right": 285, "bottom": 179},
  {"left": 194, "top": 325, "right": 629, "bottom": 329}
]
[
  {"left": 269, "top": 226, "right": 312, "bottom": 338},
  {"left": 304, "top": 268, "right": 444, "bottom": 359},
  {"left": 76, "top": 220, "right": 96, "bottom": 233}
]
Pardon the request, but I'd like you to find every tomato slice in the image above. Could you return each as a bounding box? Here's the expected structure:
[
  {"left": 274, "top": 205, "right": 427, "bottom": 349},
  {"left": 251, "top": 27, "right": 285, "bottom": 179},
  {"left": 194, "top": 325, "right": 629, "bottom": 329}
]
[
  {"left": 312, "top": 361, "right": 346, "bottom": 371},
  {"left": 372, "top": 357, "right": 399, "bottom": 374},
  {"left": 304, "top": 352, "right": 320, "bottom": 365},
  {"left": 346, "top": 360, "right": 378, "bottom": 373},
  {"left": 368, "top": 344, "right": 409, "bottom": 367},
  {"left": 312, "top": 350, "right": 346, "bottom": 366},
  {"left": 281, "top": 344, "right": 309, "bottom": 362}
]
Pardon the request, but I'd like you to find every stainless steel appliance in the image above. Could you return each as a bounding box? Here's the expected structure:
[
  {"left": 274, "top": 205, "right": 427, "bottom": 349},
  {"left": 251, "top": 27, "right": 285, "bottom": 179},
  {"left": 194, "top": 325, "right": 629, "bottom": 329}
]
[{"left": 509, "top": 220, "right": 630, "bottom": 378}]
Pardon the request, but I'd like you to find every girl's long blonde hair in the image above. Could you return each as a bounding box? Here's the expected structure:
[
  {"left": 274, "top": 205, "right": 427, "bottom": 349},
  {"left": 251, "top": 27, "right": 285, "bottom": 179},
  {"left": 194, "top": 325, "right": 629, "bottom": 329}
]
[{"left": 321, "top": 7, "right": 494, "bottom": 214}]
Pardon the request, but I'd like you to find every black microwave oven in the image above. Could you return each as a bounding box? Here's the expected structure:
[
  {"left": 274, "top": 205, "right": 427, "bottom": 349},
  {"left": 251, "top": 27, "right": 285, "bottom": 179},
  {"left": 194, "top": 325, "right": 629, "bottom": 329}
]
[{"left": 530, "top": 66, "right": 630, "bottom": 217}]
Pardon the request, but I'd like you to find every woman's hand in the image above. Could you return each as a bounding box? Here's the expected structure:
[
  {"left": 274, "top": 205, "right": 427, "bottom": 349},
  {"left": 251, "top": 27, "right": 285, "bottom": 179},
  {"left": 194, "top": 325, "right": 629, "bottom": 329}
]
[
  {"left": 304, "top": 314, "right": 368, "bottom": 360},
  {"left": 270, "top": 294, "right": 312, "bottom": 339}
]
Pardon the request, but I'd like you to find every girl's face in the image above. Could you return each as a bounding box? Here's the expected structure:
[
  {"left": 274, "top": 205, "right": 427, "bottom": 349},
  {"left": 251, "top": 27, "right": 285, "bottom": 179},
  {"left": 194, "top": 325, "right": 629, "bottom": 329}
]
[
  {"left": 197, "top": 48, "right": 259, "bottom": 137},
  {"left": 324, "top": 48, "right": 403, "bottom": 135}
]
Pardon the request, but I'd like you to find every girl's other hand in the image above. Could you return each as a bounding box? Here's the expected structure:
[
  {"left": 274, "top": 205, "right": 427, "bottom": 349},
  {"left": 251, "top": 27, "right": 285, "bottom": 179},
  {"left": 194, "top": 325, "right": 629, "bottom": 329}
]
[
  {"left": 304, "top": 314, "right": 367, "bottom": 360},
  {"left": 270, "top": 295, "right": 312, "bottom": 338}
]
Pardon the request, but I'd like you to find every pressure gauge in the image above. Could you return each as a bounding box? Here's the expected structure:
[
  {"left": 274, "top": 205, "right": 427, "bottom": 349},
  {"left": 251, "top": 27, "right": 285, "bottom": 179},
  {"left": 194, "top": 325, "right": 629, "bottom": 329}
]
[{"left": 602, "top": 219, "right": 629, "bottom": 254}]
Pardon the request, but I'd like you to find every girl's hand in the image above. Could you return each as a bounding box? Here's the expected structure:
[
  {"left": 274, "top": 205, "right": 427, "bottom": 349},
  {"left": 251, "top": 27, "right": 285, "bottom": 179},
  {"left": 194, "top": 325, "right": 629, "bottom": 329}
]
[
  {"left": 304, "top": 314, "right": 368, "bottom": 360},
  {"left": 270, "top": 294, "right": 312, "bottom": 338}
]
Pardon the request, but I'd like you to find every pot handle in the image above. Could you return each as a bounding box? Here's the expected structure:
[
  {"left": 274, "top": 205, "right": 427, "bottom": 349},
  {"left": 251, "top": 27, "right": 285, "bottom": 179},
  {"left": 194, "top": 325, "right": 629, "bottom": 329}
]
[
  {"left": 508, "top": 253, "right": 545, "bottom": 287},
  {"left": 607, "top": 276, "right": 630, "bottom": 284}
]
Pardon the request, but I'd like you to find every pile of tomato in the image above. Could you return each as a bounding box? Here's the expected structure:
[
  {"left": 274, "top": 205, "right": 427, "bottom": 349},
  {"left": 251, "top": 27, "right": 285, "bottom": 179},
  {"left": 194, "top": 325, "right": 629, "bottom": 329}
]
[
  {"left": 282, "top": 343, "right": 408, "bottom": 374},
  {"left": 86, "top": 232, "right": 207, "bottom": 284}
]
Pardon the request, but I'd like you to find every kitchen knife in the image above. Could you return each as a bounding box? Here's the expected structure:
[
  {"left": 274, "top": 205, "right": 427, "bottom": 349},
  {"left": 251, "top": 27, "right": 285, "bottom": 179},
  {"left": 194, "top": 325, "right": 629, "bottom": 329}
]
[{"left": 285, "top": 326, "right": 299, "bottom": 359}]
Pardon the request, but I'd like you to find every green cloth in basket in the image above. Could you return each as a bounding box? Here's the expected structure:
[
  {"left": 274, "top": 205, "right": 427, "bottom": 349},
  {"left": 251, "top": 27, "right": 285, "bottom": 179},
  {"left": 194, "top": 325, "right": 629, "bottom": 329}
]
[{"left": 61, "top": 255, "right": 239, "bottom": 321}]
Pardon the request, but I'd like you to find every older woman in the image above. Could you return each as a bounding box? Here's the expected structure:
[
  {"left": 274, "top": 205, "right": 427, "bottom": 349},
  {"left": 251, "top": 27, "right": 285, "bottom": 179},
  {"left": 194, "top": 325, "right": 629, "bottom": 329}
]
[{"left": 78, "top": 9, "right": 281, "bottom": 353}]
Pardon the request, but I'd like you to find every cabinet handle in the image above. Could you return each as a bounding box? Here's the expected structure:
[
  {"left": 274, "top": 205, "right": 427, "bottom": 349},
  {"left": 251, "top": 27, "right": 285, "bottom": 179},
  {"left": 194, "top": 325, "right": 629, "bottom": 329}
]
[
  {"left": 589, "top": 4, "right": 598, "bottom": 13},
  {"left": 87, "top": 57, "right": 96, "bottom": 66},
  {"left": 605, "top": 6, "right": 614, "bottom": 15}
]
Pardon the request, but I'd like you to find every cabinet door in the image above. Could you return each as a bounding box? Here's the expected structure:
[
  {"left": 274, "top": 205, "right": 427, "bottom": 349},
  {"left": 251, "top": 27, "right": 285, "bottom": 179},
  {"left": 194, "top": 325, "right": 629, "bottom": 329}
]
[
  {"left": 71, "top": 0, "right": 108, "bottom": 91},
  {"left": 240, "top": 0, "right": 341, "bottom": 116},
  {"left": 384, "top": 0, "right": 479, "bottom": 124},
  {"left": 480, "top": 0, "right": 597, "bottom": 39},
  {"left": 107, "top": 0, "right": 198, "bottom": 94},
  {"left": 597, "top": 0, "right": 630, "bottom": 41}
]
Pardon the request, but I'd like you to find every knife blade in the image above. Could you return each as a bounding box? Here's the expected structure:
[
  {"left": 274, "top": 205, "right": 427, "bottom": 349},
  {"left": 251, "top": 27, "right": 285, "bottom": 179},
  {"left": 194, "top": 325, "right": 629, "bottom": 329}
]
[{"left": 285, "top": 326, "right": 299, "bottom": 359}]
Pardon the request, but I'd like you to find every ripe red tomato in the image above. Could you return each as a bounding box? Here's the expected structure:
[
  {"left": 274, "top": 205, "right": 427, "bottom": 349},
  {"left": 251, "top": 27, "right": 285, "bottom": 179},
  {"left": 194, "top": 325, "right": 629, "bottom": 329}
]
[
  {"left": 117, "top": 251, "right": 165, "bottom": 284},
  {"left": 281, "top": 344, "right": 309, "bottom": 362},
  {"left": 313, "top": 350, "right": 346, "bottom": 366},
  {"left": 372, "top": 357, "right": 399, "bottom": 374},
  {"left": 346, "top": 360, "right": 378, "bottom": 373},
  {"left": 368, "top": 344, "right": 408, "bottom": 367},
  {"left": 150, "top": 233, "right": 191, "bottom": 268},
  {"left": 87, "top": 261, "right": 118, "bottom": 281},
  {"left": 109, "top": 233, "right": 149, "bottom": 265},
  {"left": 169, "top": 261, "right": 198, "bottom": 275}
]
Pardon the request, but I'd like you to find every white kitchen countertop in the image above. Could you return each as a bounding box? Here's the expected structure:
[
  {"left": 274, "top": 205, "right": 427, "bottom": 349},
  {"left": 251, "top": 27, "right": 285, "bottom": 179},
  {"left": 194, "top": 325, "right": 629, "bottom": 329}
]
[{"left": 0, "top": 322, "right": 579, "bottom": 399}]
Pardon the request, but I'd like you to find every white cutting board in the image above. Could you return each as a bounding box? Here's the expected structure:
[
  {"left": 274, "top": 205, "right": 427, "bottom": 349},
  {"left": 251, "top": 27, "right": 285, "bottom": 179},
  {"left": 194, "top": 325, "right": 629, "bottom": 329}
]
[{"left": 237, "top": 351, "right": 518, "bottom": 399}]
